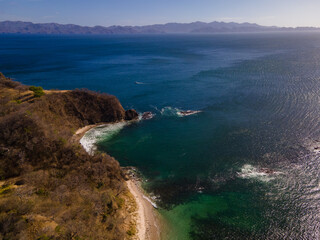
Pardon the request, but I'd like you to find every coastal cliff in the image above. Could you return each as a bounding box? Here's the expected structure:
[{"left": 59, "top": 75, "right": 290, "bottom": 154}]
[{"left": 0, "top": 73, "right": 141, "bottom": 239}]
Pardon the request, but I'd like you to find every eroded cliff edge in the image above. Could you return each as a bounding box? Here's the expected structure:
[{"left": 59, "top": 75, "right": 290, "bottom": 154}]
[{"left": 0, "top": 73, "right": 140, "bottom": 239}]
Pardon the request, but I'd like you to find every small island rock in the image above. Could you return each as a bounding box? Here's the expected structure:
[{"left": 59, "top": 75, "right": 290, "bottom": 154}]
[{"left": 125, "top": 109, "right": 139, "bottom": 120}]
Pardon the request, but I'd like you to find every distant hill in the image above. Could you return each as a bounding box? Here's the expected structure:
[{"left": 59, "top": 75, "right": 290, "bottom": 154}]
[{"left": 0, "top": 20, "right": 319, "bottom": 34}]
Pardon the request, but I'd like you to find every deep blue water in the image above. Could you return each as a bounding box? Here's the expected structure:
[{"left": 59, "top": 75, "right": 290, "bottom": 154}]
[{"left": 2, "top": 32, "right": 320, "bottom": 239}]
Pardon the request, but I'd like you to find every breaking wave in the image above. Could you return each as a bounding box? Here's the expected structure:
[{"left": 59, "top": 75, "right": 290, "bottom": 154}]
[
  {"left": 237, "top": 164, "right": 282, "bottom": 182},
  {"left": 135, "top": 81, "right": 145, "bottom": 85},
  {"left": 139, "top": 111, "right": 155, "bottom": 120},
  {"left": 159, "top": 106, "right": 201, "bottom": 117},
  {"left": 160, "top": 106, "right": 181, "bottom": 117},
  {"left": 142, "top": 195, "right": 158, "bottom": 208},
  {"left": 80, "top": 122, "right": 127, "bottom": 155}
]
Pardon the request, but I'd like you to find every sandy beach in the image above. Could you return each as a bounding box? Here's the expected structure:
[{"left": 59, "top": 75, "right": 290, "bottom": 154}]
[
  {"left": 127, "top": 179, "right": 161, "bottom": 240},
  {"left": 76, "top": 124, "right": 162, "bottom": 240}
]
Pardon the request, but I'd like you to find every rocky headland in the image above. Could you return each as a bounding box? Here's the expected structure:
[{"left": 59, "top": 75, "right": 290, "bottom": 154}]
[{"left": 0, "top": 73, "right": 160, "bottom": 240}]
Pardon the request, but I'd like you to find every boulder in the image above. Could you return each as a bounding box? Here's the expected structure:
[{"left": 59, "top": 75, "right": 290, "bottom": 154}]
[{"left": 125, "top": 109, "right": 139, "bottom": 120}]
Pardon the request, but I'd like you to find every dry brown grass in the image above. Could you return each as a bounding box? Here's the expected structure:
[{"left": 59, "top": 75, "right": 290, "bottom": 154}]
[{"left": 0, "top": 73, "right": 138, "bottom": 240}]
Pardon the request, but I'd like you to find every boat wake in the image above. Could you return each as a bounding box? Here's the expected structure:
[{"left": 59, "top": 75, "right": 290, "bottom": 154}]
[{"left": 80, "top": 122, "right": 127, "bottom": 155}]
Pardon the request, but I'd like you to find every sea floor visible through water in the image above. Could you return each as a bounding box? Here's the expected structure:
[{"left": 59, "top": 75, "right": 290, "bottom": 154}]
[{"left": 2, "top": 32, "right": 320, "bottom": 239}]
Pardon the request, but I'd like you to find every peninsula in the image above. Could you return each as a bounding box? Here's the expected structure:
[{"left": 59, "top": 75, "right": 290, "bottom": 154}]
[{"left": 0, "top": 73, "right": 161, "bottom": 239}]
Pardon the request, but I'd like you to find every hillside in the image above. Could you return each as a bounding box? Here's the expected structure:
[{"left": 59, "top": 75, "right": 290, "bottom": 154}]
[
  {"left": 1, "top": 20, "right": 319, "bottom": 35},
  {"left": 0, "top": 73, "right": 139, "bottom": 239}
]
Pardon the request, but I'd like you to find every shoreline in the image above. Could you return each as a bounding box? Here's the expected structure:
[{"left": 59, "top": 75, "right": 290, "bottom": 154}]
[
  {"left": 76, "top": 123, "right": 164, "bottom": 240},
  {"left": 71, "top": 123, "right": 109, "bottom": 144},
  {"left": 126, "top": 179, "right": 162, "bottom": 240}
]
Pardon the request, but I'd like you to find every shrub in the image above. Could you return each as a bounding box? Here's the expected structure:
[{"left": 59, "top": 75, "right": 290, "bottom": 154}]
[
  {"left": 29, "top": 86, "right": 45, "bottom": 98},
  {"left": 0, "top": 74, "right": 133, "bottom": 240},
  {"left": 35, "top": 188, "right": 48, "bottom": 197},
  {"left": 126, "top": 226, "right": 136, "bottom": 236}
]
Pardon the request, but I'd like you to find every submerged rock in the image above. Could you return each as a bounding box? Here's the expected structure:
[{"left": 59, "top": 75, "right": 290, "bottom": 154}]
[
  {"left": 142, "top": 111, "right": 154, "bottom": 120},
  {"left": 178, "top": 110, "right": 201, "bottom": 116}
]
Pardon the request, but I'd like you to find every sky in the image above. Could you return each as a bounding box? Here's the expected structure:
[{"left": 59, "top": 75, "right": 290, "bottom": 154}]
[{"left": 1, "top": 0, "right": 320, "bottom": 27}]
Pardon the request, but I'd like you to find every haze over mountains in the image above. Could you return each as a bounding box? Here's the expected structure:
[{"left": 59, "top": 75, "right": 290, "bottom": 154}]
[{"left": 0, "top": 20, "right": 319, "bottom": 34}]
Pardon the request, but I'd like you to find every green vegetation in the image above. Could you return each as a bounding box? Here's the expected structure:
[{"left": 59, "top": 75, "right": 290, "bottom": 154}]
[
  {"left": 0, "top": 73, "right": 137, "bottom": 240},
  {"left": 35, "top": 188, "right": 49, "bottom": 197},
  {"left": 126, "top": 225, "right": 137, "bottom": 236},
  {"left": 0, "top": 184, "right": 12, "bottom": 195},
  {"left": 29, "top": 86, "right": 45, "bottom": 98}
]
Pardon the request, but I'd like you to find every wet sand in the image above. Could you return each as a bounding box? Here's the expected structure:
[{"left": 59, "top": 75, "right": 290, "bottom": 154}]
[{"left": 127, "top": 179, "right": 162, "bottom": 240}]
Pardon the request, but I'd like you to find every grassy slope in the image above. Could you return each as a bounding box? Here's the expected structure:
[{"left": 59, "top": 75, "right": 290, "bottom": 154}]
[{"left": 0, "top": 73, "right": 138, "bottom": 240}]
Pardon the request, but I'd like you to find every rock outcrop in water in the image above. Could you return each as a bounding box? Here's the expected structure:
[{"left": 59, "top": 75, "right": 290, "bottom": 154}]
[
  {"left": 125, "top": 109, "right": 139, "bottom": 120},
  {"left": 0, "top": 73, "right": 139, "bottom": 240}
]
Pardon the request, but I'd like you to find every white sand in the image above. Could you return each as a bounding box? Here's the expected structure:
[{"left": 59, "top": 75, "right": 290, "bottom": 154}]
[{"left": 126, "top": 180, "right": 161, "bottom": 240}]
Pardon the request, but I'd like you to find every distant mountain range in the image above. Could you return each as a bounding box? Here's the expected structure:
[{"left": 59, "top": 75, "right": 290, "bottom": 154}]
[{"left": 0, "top": 21, "right": 319, "bottom": 35}]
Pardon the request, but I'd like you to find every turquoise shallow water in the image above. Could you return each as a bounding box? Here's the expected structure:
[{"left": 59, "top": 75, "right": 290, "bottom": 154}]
[{"left": 2, "top": 32, "right": 320, "bottom": 239}]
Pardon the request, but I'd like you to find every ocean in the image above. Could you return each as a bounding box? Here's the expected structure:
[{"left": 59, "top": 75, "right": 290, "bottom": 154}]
[{"left": 2, "top": 32, "right": 320, "bottom": 239}]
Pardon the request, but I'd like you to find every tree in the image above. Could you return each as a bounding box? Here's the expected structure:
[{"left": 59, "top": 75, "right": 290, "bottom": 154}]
[{"left": 29, "top": 86, "right": 45, "bottom": 98}]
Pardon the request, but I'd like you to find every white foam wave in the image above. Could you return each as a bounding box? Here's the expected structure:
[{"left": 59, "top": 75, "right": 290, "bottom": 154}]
[
  {"left": 177, "top": 110, "right": 202, "bottom": 117},
  {"left": 80, "top": 122, "right": 127, "bottom": 155},
  {"left": 142, "top": 195, "right": 158, "bottom": 208},
  {"left": 160, "top": 106, "right": 201, "bottom": 117},
  {"left": 237, "top": 164, "right": 282, "bottom": 182},
  {"left": 135, "top": 81, "right": 145, "bottom": 85},
  {"left": 160, "top": 106, "right": 181, "bottom": 117}
]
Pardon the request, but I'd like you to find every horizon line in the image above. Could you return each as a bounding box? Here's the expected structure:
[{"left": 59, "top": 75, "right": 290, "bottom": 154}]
[{"left": 1, "top": 20, "right": 319, "bottom": 29}]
